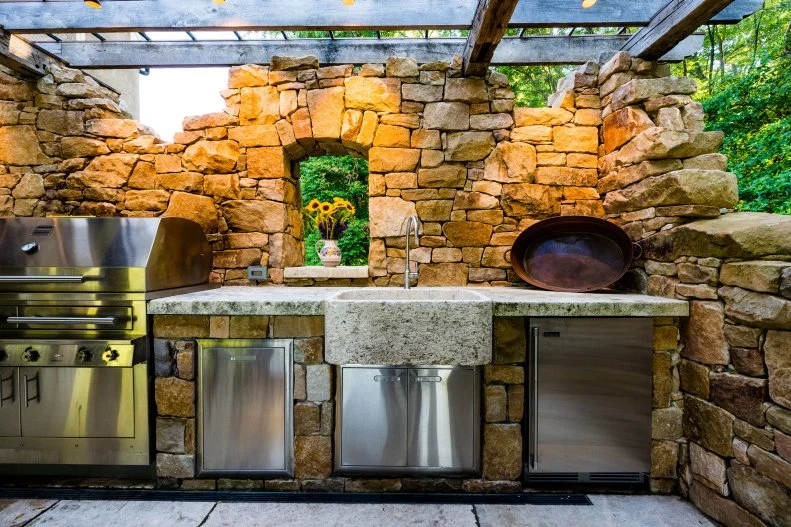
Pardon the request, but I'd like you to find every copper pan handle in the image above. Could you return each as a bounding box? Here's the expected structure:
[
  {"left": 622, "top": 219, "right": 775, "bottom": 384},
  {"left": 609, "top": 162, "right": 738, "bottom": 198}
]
[{"left": 632, "top": 243, "right": 643, "bottom": 260}]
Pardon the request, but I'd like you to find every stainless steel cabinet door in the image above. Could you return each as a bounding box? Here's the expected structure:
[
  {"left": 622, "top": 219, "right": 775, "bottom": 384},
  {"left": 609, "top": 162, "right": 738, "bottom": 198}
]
[
  {"left": 528, "top": 318, "right": 652, "bottom": 474},
  {"left": 407, "top": 368, "right": 476, "bottom": 469},
  {"left": 340, "top": 367, "right": 408, "bottom": 467},
  {"left": 200, "top": 346, "right": 289, "bottom": 473},
  {"left": 0, "top": 367, "right": 20, "bottom": 437},
  {"left": 19, "top": 367, "right": 134, "bottom": 438}
]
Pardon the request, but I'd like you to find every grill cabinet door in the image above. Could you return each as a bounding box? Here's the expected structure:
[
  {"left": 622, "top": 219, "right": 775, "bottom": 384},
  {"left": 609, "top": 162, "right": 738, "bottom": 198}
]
[
  {"left": 407, "top": 367, "right": 476, "bottom": 470},
  {"left": 200, "top": 344, "right": 291, "bottom": 474},
  {"left": 340, "top": 367, "right": 408, "bottom": 468},
  {"left": 0, "top": 367, "right": 20, "bottom": 437},
  {"left": 19, "top": 367, "right": 134, "bottom": 438}
]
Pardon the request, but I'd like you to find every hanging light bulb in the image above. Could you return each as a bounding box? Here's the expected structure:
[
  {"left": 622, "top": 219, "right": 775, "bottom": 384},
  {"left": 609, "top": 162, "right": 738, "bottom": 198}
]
[
  {"left": 581, "top": 0, "right": 597, "bottom": 8},
  {"left": 342, "top": 0, "right": 355, "bottom": 5},
  {"left": 213, "top": 0, "right": 227, "bottom": 4},
  {"left": 84, "top": 0, "right": 102, "bottom": 8}
]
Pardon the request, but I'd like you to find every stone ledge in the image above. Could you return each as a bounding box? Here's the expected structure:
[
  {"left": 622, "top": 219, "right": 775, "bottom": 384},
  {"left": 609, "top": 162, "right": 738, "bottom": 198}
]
[{"left": 284, "top": 266, "right": 369, "bottom": 280}]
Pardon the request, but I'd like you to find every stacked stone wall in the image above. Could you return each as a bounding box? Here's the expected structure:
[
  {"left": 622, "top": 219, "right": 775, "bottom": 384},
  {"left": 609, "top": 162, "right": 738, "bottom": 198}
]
[
  {"left": 0, "top": 56, "right": 606, "bottom": 287},
  {"left": 594, "top": 51, "right": 791, "bottom": 525}
]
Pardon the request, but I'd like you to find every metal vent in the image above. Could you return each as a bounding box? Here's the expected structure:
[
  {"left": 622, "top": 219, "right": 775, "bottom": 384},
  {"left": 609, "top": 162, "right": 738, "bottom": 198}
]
[
  {"left": 525, "top": 473, "right": 581, "bottom": 483},
  {"left": 588, "top": 472, "right": 645, "bottom": 484},
  {"left": 32, "top": 225, "right": 53, "bottom": 236}
]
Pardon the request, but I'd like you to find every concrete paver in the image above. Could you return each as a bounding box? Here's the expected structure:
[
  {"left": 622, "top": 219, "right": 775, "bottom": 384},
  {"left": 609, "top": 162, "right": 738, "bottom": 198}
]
[{"left": 0, "top": 495, "right": 716, "bottom": 527}]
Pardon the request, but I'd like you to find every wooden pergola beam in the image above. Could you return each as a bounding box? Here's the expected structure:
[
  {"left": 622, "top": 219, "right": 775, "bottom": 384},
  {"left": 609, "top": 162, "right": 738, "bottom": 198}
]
[
  {"left": 623, "top": 0, "right": 736, "bottom": 59},
  {"left": 36, "top": 35, "right": 704, "bottom": 69},
  {"left": 464, "top": 0, "right": 520, "bottom": 76},
  {"left": 0, "top": 0, "right": 762, "bottom": 33},
  {"left": 0, "top": 29, "right": 66, "bottom": 77}
]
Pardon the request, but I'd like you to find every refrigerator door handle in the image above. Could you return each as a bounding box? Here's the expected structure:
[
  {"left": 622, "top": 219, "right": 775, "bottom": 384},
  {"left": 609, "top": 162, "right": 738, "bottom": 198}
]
[{"left": 530, "top": 326, "right": 539, "bottom": 472}]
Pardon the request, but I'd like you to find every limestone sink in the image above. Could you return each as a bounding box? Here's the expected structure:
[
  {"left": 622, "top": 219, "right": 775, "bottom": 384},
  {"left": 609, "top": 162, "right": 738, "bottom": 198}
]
[{"left": 324, "top": 288, "right": 493, "bottom": 365}]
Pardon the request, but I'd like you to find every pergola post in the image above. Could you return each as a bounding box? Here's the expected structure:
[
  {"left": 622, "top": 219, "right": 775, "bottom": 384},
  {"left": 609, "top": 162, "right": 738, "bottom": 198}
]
[{"left": 463, "top": 0, "right": 520, "bottom": 76}]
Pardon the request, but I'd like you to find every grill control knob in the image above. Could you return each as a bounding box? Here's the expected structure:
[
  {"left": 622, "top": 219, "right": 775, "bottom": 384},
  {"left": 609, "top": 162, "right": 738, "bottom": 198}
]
[
  {"left": 102, "top": 348, "right": 119, "bottom": 362},
  {"left": 23, "top": 348, "right": 40, "bottom": 362},
  {"left": 76, "top": 348, "right": 93, "bottom": 363}
]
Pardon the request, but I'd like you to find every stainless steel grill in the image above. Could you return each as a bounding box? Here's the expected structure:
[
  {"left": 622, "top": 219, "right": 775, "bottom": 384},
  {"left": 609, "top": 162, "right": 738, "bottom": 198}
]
[{"left": 0, "top": 217, "right": 213, "bottom": 473}]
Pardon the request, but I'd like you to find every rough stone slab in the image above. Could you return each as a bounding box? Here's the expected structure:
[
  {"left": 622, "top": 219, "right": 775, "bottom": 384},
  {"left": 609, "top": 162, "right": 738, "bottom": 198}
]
[
  {"left": 284, "top": 266, "right": 368, "bottom": 280},
  {"left": 22, "top": 499, "right": 214, "bottom": 526},
  {"left": 0, "top": 499, "right": 56, "bottom": 527},
  {"left": 149, "top": 286, "right": 689, "bottom": 318},
  {"left": 325, "top": 289, "right": 492, "bottom": 365}
]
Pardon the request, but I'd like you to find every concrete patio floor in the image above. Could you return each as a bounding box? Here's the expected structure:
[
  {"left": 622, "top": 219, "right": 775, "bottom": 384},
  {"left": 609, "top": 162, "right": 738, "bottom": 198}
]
[{"left": 0, "top": 495, "right": 715, "bottom": 527}]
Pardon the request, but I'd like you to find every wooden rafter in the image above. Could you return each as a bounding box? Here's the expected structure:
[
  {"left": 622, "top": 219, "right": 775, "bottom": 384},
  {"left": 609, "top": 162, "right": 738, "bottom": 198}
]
[
  {"left": 0, "top": 29, "right": 67, "bottom": 77},
  {"left": 0, "top": 0, "right": 762, "bottom": 33},
  {"left": 36, "top": 35, "right": 705, "bottom": 69},
  {"left": 463, "top": 0, "right": 520, "bottom": 76},
  {"left": 622, "top": 0, "right": 736, "bottom": 59}
]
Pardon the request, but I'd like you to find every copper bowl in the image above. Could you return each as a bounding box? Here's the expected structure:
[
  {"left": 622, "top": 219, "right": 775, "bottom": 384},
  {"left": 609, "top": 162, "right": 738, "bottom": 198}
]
[{"left": 508, "top": 216, "right": 640, "bottom": 292}]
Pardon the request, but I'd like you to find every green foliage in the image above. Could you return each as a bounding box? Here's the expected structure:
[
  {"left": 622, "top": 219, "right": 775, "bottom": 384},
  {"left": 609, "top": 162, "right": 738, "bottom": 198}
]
[
  {"left": 675, "top": 0, "right": 791, "bottom": 214},
  {"left": 300, "top": 156, "right": 370, "bottom": 266}
]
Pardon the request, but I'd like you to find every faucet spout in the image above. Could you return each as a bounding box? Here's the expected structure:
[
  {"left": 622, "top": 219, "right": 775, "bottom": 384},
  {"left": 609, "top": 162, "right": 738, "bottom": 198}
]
[{"left": 404, "top": 215, "right": 420, "bottom": 289}]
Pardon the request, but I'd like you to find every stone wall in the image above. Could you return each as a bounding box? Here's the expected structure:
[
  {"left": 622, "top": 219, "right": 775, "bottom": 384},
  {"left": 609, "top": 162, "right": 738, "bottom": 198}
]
[
  {"left": 593, "top": 51, "right": 791, "bottom": 525},
  {"left": 0, "top": 56, "right": 606, "bottom": 286},
  {"left": 151, "top": 314, "right": 679, "bottom": 493}
]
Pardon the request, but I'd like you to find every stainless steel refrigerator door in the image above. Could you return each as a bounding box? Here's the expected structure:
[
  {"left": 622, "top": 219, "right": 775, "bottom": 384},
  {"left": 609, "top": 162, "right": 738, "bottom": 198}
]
[
  {"left": 19, "top": 367, "right": 134, "bottom": 438},
  {"left": 340, "top": 367, "right": 408, "bottom": 468},
  {"left": 0, "top": 367, "right": 20, "bottom": 437},
  {"left": 199, "top": 342, "right": 292, "bottom": 476},
  {"left": 528, "top": 318, "right": 652, "bottom": 474},
  {"left": 407, "top": 367, "right": 478, "bottom": 471}
]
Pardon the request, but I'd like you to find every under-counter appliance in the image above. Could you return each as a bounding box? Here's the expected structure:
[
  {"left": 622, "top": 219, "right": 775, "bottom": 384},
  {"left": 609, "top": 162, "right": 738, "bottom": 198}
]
[
  {"left": 525, "top": 318, "right": 652, "bottom": 484},
  {"left": 197, "top": 339, "right": 294, "bottom": 477},
  {"left": 0, "top": 217, "right": 213, "bottom": 474},
  {"left": 336, "top": 365, "right": 480, "bottom": 475}
]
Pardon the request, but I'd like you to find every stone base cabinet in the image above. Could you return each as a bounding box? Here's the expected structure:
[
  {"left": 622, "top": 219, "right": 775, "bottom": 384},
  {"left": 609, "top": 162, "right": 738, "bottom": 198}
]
[{"left": 151, "top": 313, "right": 680, "bottom": 494}]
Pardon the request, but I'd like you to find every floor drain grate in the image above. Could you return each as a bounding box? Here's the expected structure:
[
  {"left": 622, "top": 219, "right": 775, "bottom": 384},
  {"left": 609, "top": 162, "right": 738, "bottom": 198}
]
[{"left": 0, "top": 488, "right": 592, "bottom": 505}]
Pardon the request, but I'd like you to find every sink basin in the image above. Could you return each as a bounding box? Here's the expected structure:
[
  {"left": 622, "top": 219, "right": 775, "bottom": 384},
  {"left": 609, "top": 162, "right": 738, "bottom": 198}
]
[{"left": 325, "top": 288, "right": 492, "bottom": 365}]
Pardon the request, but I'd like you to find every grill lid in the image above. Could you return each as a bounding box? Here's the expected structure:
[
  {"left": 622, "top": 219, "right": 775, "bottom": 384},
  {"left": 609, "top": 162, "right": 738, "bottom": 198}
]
[{"left": 0, "top": 217, "right": 213, "bottom": 293}]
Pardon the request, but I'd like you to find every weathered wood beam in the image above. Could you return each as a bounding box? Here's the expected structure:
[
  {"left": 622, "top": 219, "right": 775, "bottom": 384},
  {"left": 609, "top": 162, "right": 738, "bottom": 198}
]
[
  {"left": 623, "top": 0, "right": 736, "bottom": 59},
  {"left": 0, "top": 0, "right": 762, "bottom": 33},
  {"left": 464, "top": 0, "right": 520, "bottom": 76},
  {"left": 36, "top": 35, "right": 705, "bottom": 69},
  {"left": 0, "top": 29, "right": 67, "bottom": 77}
]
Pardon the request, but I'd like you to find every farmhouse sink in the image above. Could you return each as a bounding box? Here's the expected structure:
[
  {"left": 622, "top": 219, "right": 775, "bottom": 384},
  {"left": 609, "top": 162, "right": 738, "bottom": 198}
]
[{"left": 324, "top": 288, "right": 493, "bottom": 365}]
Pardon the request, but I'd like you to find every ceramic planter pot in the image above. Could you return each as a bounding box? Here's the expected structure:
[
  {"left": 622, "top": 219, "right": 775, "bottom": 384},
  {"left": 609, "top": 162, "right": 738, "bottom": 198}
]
[{"left": 315, "top": 239, "right": 342, "bottom": 267}]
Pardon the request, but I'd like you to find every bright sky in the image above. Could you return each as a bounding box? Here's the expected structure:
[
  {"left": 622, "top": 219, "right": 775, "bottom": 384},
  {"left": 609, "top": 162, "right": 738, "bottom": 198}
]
[{"left": 139, "top": 67, "right": 230, "bottom": 142}]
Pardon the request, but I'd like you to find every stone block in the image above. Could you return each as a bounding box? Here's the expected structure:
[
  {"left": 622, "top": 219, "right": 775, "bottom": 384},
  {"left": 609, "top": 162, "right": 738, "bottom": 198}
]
[
  {"left": 765, "top": 331, "right": 791, "bottom": 410},
  {"left": 493, "top": 317, "right": 526, "bottom": 364},
  {"left": 306, "top": 364, "right": 332, "bottom": 402},
  {"left": 654, "top": 352, "right": 672, "bottom": 408},
  {"left": 611, "top": 77, "right": 698, "bottom": 110},
  {"left": 307, "top": 87, "right": 344, "bottom": 140},
  {"left": 690, "top": 482, "right": 765, "bottom": 527},
  {"left": 247, "top": 146, "right": 290, "bottom": 179},
  {"left": 154, "top": 316, "right": 210, "bottom": 339},
  {"left": 651, "top": 440, "right": 678, "bottom": 478},
  {"left": 768, "top": 405, "right": 791, "bottom": 435},
  {"left": 729, "top": 463, "right": 791, "bottom": 527},
  {"left": 294, "top": 364, "right": 306, "bottom": 401},
  {"left": 163, "top": 192, "right": 219, "bottom": 232},
  {"left": 222, "top": 200, "right": 287, "bottom": 234},
  {"left": 373, "top": 125, "right": 411, "bottom": 148},
  {"left": 482, "top": 424, "right": 521, "bottom": 480},
  {"left": 679, "top": 359, "right": 710, "bottom": 399},
  {"left": 484, "top": 365, "right": 524, "bottom": 385},
  {"left": 294, "top": 337, "right": 323, "bottom": 364},
  {"left": 368, "top": 147, "right": 420, "bottom": 173},
  {"left": 510, "top": 125, "right": 552, "bottom": 143},
  {"left": 417, "top": 263, "right": 468, "bottom": 287},
  {"left": 710, "top": 373, "right": 767, "bottom": 426},
  {"left": 553, "top": 125, "right": 598, "bottom": 153},
  {"left": 720, "top": 287, "right": 791, "bottom": 330},
  {"left": 345, "top": 479, "right": 403, "bottom": 492},
  {"left": 513, "top": 107, "right": 572, "bottom": 126},
  {"left": 485, "top": 385, "right": 507, "bottom": 423},
  {"left": 442, "top": 221, "right": 493, "bottom": 247},
  {"left": 507, "top": 385, "right": 524, "bottom": 422},
  {"left": 748, "top": 445, "right": 791, "bottom": 488},
  {"left": 156, "top": 418, "right": 186, "bottom": 454},
  {"left": 295, "top": 402, "right": 321, "bottom": 435},
  {"left": 501, "top": 183, "right": 562, "bottom": 217},
  {"left": 156, "top": 454, "right": 194, "bottom": 479},
  {"left": 153, "top": 339, "right": 173, "bottom": 377},
  {"left": 721, "top": 261, "right": 790, "bottom": 294},
  {"left": 272, "top": 316, "right": 324, "bottom": 338},
  {"left": 344, "top": 76, "right": 401, "bottom": 112},
  {"left": 295, "top": 435, "right": 332, "bottom": 479},
  {"left": 681, "top": 301, "right": 729, "bottom": 365},
  {"left": 368, "top": 196, "right": 417, "bottom": 238},
  {"left": 690, "top": 442, "right": 728, "bottom": 495},
  {"left": 176, "top": 343, "right": 195, "bottom": 381},
  {"left": 155, "top": 377, "right": 195, "bottom": 418},
  {"left": 182, "top": 140, "right": 240, "bottom": 174},
  {"left": 684, "top": 395, "right": 733, "bottom": 457},
  {"left": 734, "top": 419, "right": 775, "bottom": 452},
  {"left": 423, "top": 102, "right": 470, "bottom": 130},
  {"left": 602, "top": 107, "right": 654, "bottom": 153},
  {"left": 652, "top": 407, "right": 683, "bottom": 441},
  {"left": 484, "top": 142, "right": 537, "bottom": 184},
  {"left": 445, "top": 131, "right": 495, "bottom": 161}
]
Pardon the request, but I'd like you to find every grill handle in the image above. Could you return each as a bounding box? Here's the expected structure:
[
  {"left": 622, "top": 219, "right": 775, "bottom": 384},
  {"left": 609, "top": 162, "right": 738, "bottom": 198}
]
[
  {"left": 7, "top": 316, "right": 117, "bottom": 326},
  {"left": 0, "top": 275, "right": 85, "bottom": 283}
]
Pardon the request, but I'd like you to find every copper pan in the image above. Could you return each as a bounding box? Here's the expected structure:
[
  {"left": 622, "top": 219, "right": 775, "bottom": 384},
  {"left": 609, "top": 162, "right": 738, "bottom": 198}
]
[{"left": 507, "top": 216, "right": 641, "bottom": 292}]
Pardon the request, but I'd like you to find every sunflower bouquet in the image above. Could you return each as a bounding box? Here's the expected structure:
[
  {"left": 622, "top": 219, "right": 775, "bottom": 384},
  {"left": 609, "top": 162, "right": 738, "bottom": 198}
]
[{"left": 304, "top": 197, "right": 356, "bottom": 240}]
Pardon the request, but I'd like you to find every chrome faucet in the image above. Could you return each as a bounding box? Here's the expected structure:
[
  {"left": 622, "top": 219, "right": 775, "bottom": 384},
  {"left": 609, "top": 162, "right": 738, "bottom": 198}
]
[{"left": 404, "top": 215, "right": 420, "bottom": 289}]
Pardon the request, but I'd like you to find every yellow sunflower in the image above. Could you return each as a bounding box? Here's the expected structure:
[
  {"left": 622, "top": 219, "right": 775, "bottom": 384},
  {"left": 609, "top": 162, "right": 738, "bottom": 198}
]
[
  {"left": 306, "top": 199, "right": 321, "bottom": 212},
  {"left": 320, "top": 202, "right": 335, "bottom": 213}
]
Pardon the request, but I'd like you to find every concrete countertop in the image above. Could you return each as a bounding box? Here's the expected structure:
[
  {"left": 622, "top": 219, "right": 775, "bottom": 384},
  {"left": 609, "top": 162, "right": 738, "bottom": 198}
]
[{"left": 148, "top": 286, "right": 689, "bottom": 318}]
